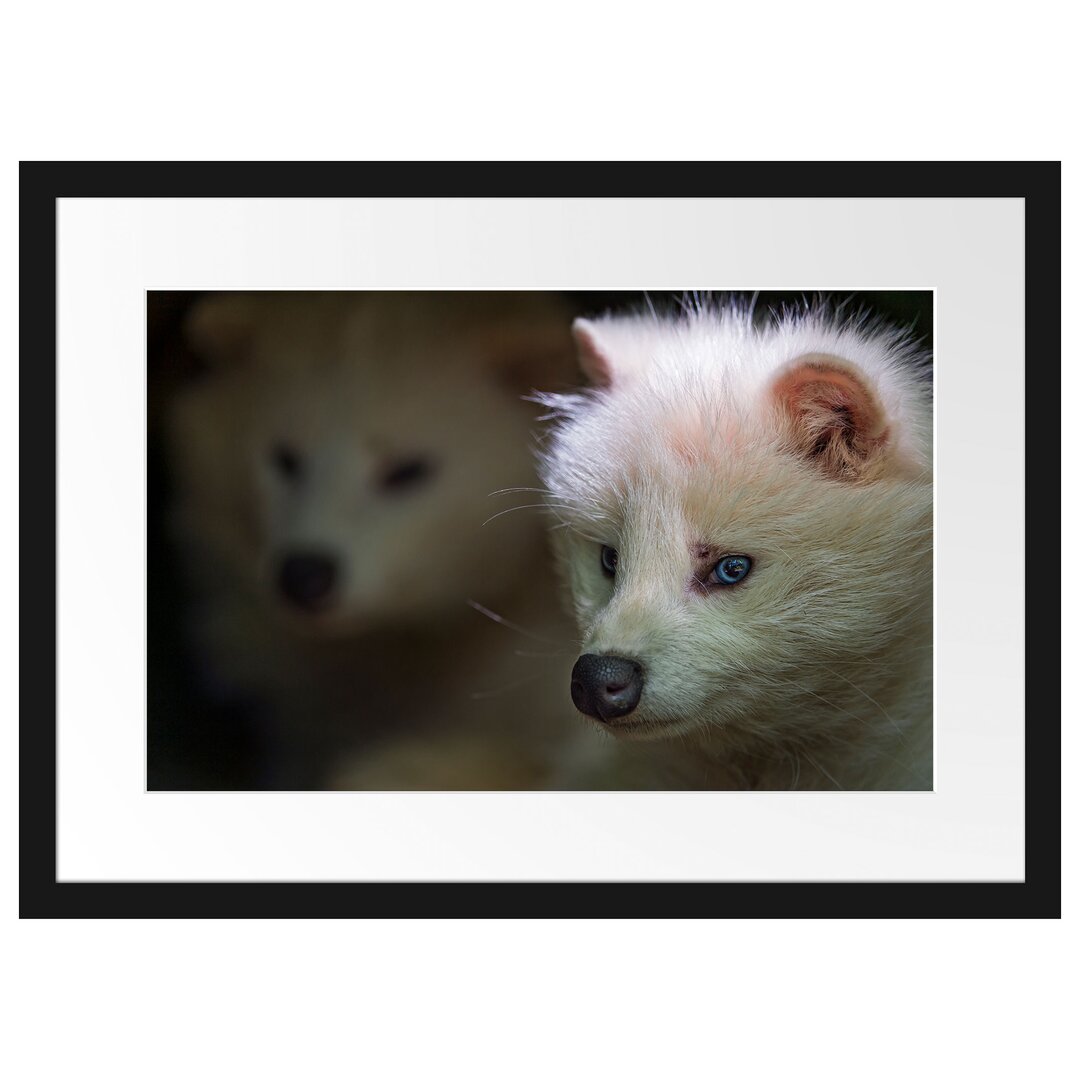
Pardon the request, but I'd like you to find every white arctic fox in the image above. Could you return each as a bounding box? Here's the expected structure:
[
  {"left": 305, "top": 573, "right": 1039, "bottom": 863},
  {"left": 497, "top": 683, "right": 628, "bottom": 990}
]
[
  {"left": 538, "top": 300, "right": 933, "bottom": 790},
  {"left": 164, "top": 290, "right": 580, "bottom": 788}
]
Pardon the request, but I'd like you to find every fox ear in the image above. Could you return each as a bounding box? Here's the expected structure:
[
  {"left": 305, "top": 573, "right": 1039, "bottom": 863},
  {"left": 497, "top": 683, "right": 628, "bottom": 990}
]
[
  {"left": 475, "top": 320, "right": 579, "bottom": 396},
  {"left": 184, "top": 294, "right": 258, "bottom": 367},
  {"left": 571, "top": 318, "right": 618, "bottom": 388},
  {"left": 572, "top": 317, "right": 656, "bottom": 389},
  {"left": 772, "top": 354, "right": 890, "bottom": 480}
]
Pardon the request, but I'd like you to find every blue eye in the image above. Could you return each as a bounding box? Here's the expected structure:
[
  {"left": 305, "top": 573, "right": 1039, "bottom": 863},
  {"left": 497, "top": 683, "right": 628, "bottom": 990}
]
[
  {"left": 600, "top": 545, "right": 619, "bottom": 577},
  {"left": 711, "top": 555, "right": 752, "bottom": 586}
]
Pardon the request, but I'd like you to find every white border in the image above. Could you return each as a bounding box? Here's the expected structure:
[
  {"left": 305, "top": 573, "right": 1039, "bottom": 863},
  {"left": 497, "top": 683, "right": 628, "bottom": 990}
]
[{"left": 56, "top": 197, "right": 1023, "bottom": 881}]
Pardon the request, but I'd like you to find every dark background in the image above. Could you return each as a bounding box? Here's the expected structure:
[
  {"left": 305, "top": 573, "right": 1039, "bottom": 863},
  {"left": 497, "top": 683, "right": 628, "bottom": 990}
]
[{"left": 147, "top": 290, "right": 933, "bottom": 790}]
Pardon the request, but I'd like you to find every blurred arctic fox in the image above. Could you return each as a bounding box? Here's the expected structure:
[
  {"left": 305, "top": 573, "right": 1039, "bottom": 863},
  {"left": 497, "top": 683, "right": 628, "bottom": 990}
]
[
  {"left": 538, "top": 299, "right": 933, "bottom": 790},
  {"left": 165, "top": 291, "right": 579, "bottom": 787}
]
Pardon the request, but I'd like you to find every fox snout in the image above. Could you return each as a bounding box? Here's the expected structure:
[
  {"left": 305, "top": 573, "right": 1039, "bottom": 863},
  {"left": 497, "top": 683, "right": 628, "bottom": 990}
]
[
  {"left": 277, "top": 550, "right": 339, "bottom": 610},
  {"left": 570, "top": 653, "right": 644, "bottom": 722}
]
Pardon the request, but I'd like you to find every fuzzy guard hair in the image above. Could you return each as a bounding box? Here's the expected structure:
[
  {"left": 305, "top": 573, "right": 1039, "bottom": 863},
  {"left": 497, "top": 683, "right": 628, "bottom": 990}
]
[{"left": 537, "top": 299, "right": 933, "bottom": 790}]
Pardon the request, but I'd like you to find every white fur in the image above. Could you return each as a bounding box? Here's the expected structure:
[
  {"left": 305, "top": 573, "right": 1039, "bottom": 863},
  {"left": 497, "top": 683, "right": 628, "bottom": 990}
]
[
  {"left": 538, "top": 300, "right": 933, "bottom": 790},
  {"left": 164, "top": 291, "right": 581, "bottom": 787}
]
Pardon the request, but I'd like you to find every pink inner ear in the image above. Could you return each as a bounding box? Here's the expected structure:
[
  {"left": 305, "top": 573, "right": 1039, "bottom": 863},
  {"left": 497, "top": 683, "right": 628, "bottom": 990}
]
[
  {"left": 773, "top": 357, "right": 889, "bottom": 478},
  {"left": 467, "top": 320, "right": 578, "bottom": 395},
  {"left": 571, "top": 319, "right": 614, "bottom": 388}
]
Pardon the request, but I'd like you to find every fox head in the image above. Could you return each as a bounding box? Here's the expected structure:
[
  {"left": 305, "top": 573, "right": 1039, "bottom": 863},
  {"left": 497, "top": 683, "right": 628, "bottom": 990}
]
[
  {"left": 168, "top": 291, "right": 578, "bottom": 634},
  {"left": 539, "top": 303, "right": 933, "bottom": 757}
]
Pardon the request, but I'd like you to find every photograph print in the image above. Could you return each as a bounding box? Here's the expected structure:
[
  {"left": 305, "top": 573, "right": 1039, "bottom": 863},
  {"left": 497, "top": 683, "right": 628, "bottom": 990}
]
[{"left": 148, "top": 288, "right": 934, "bottom": 793}]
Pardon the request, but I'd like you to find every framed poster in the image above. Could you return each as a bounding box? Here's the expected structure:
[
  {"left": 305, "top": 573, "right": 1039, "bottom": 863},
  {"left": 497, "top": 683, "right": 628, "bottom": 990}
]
[{"left": 19, "top": 161, "right": 1060, "bottom": 917}]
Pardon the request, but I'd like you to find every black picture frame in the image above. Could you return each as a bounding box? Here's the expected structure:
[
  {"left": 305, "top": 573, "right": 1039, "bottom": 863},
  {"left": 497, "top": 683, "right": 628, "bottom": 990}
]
[{"left": 19, "top": 161, "right": 1060, "bottom": 918}]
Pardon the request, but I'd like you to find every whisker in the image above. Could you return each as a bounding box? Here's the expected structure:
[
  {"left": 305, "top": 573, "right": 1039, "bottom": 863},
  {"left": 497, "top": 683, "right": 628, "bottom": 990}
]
[
  {"left": 775, "top": 680, "right": 870, "bottom": 728},
  {"left": 481, "top": 503, "right": 573, "bottom": 527},
  {"left": 822, "top": 666, "right": 904, "bottom": 737},
  {"left": 802, "top": 750, "right": 843, "bottom": 790},
  {"left": 466, "top": 599, "right": 560, "bottom": 644}
]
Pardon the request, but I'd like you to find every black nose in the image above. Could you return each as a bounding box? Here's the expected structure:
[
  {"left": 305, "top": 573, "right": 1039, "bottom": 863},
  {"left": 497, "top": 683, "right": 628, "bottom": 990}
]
[
  {"left": 278, "top": 552, "right": 338, "bottom": 610},
  {"left": 570, "top": 653, "right": 644, "bottom": 721}
]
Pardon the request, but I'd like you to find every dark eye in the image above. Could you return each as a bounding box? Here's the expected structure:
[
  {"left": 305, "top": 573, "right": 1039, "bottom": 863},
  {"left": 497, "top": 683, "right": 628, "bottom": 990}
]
[
  {"left": 271, "top": 443, "right": 303, "bottom": 481},
  {"left": 711, "top": 555, "right": 752, "bottom": 586},
  {"left": 600, "top": 545, "right": 619, "bottom": 578},
  {"left": 380, "top": 456, "right": 437, "bottom": 493}
]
